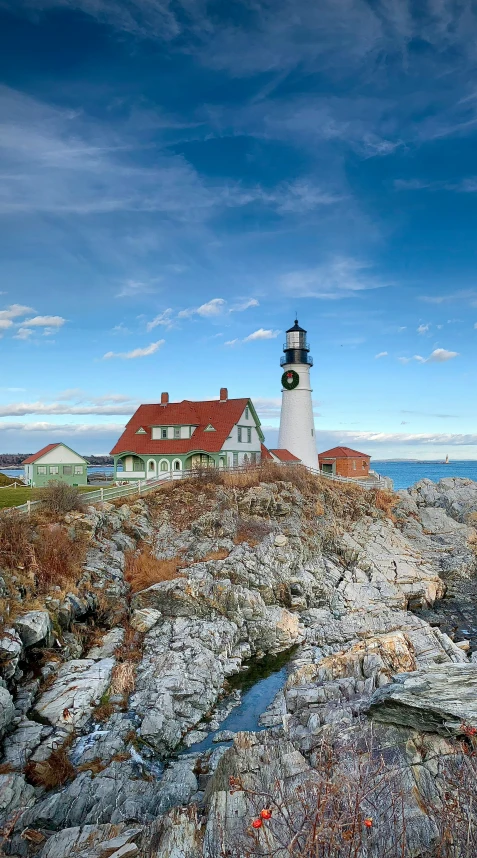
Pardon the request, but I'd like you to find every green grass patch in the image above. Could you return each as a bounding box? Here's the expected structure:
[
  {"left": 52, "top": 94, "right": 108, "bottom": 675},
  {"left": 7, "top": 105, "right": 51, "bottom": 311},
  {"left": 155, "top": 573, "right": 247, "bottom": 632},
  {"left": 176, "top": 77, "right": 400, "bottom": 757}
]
[{"left": 0, "top": 485, "right": 104, "bottom": 510}]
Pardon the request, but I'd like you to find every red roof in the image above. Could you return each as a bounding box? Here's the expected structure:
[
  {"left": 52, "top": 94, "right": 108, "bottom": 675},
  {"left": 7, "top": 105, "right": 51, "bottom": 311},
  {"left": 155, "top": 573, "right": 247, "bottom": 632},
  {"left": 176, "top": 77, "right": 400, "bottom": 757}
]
[
  {"left": 318, "top": 446, "right": 370, "bottom": 460},
  {"left": 111, "top": 398, "right": 256, "bottom": 456},
  {"left": 269, "top": 449, "right": 301, "bottom": 462},
  {"left": 260, "top": 443, "right": 273, "bottom": 460},
  {"left": 22, "top": 443, "right": 62, "bottom": 465}
]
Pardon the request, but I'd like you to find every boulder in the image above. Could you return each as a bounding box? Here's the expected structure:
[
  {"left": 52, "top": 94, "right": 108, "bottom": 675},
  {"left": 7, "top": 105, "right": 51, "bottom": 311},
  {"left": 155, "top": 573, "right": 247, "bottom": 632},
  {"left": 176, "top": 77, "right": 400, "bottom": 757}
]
[
  {"left": 367, "top": 663, "right": 477, "bottom": 734},
  {"left": 0, "top": 628, "right": 22, "bottom": 680},
  {"left": 0, "top": 772, "right": 36, "bottom": 828},
  {"left": 129, "top": 608, "right": 161, "bottom": 632},
  {"left": 14, "top": 610, "right": 52, "bottom": 648},
  {"left": 38, "top": 824, "right": 143, "bottom": 858},
  {"left": 33, "top": 658, "right": 114, "bottom": 730},
  {"left": 87, "top": 628, "right": 124, "bottom": 660},
  {"left": 0, "top": 686, "right": 14, "bottom": 734}
]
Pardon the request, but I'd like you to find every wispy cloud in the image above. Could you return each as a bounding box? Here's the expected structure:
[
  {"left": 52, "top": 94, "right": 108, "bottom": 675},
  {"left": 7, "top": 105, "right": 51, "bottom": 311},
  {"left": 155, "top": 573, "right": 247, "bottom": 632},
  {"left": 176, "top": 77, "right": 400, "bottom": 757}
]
[
  {"left": 375, "top": 351, "right": 388, "bottom": 358},
  {"left": 146, "top": 309, "right": 174, "bottom": 331},
  {"left": 226, "top": 329, "right": 280, "bottom": 345},
  {"left": 13, "top": 328, "right": 33, "bottom": 340},
  {"left": 0, "top": 304, "right": 34, "bottom": 321},
  {"left": 230, "top": 298, "right": 259, "bottom": 312},
  {"left": 116, "top": 280, "right": 159, "bottom": 298},
  {"left": 178, "top": 298, "right": 226, "bottom": 319},
  {"left": 103, "top": 340, "right": 165, "bottom": 359},
  {"left": 280, "top": 257, "right": 388, "bottom": 299},
  {"left": 417, "top": 323, "right": 430, "bottom": 335}
]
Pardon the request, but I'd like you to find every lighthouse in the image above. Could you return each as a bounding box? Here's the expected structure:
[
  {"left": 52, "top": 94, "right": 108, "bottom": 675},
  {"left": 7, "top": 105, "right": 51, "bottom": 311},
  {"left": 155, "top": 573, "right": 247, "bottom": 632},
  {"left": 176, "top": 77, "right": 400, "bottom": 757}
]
[{"left": 278, "top": 319, "right": 317, "bottom": 470}]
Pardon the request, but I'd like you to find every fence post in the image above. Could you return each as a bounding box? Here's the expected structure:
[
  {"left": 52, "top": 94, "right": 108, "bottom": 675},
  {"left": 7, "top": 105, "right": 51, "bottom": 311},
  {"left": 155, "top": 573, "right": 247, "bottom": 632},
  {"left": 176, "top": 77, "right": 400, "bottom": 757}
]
[
  {"left": 138, "top": 480, "right": 141, "bottom": 495},
  {"left": 100, "top": 488, "right": 104, "bottom": 501},
  {"left": 26, "top": 500, "right": 31, "bottom": 516}
]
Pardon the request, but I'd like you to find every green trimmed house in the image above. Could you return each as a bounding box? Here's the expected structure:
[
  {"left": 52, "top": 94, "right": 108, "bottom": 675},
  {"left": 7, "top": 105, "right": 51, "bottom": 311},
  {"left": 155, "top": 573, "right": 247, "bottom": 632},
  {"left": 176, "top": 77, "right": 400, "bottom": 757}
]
[
  {"left": 110, "top": 388, "right": 265, "bottom": 479},
  {"left": 22, "top": 444, "right": 88, "bottom": 488}
]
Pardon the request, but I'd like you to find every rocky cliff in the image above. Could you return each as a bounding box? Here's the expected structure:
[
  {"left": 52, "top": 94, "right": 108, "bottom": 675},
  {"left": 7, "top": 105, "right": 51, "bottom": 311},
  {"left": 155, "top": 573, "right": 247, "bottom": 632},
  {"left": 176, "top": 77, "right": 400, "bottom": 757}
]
[{"left": 1, "top": 471, "right": 477, "bottom": 857}]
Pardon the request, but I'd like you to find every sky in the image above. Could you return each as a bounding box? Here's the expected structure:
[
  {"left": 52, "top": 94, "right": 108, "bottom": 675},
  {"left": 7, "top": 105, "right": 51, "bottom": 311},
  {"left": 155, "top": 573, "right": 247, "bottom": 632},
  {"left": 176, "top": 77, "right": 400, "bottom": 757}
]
[{"left": 1, "top": 0, "right": 477, "bottom": 459}]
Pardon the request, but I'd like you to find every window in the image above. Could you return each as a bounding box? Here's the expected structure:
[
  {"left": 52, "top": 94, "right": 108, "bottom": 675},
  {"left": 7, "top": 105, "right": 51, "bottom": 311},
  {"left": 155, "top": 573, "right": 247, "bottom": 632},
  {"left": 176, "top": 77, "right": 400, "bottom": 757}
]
[
  {"left": 245, "top": 406, "right": 249, "bottom": 419},
  {"left": 148, "top": 461, "right": 155, "bottom": 471},
  {"left": 237, "top": 427, "right": 242, "bottom": 443},
  {"left": 49, "top": 466, "right": 58, "bottom": 474},
  {"left": 233, "top": 452, "right": 239, "bottom": 467},
  {"left": 247, "top": 427, "right": 251, "bottom": 443},
  {"left": 173, "top": 460, "right": 181, "bottom": 471},
  {"left": 174, "top": 426, "right": 180, "bottom": 439},
  {"left": 133, "top": 461, "right": 143, "bottom": 472},
  {"left": 160, "top": 460, "right": 169, "bottom": 471},
  {"left": 352, "top": 461, "right": 356, "bottom": 471},
  {"left": 251, "top": 452, "right": 257, "bottom": 464},
  {"left": 74, "top": 466, "right": 83, "bottom": 475},
  {"left": 161, "top": 428, "right": 167, "bottom": 439},
  {"left": 362, "top": 461, "right": 367, "bottom": 469},
  {"left": 37, "top": 466, "right": 47, "bottom": 475},
  {"left": 63, "top": 465, "right": 72, "bottom": 475}
]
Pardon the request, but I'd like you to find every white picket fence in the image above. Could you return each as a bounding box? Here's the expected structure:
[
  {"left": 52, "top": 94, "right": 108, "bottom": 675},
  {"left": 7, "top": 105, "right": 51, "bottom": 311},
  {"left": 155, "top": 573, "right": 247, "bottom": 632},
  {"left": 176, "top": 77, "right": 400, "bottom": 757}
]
[{"left": 5, "top": 461, "right": 393, "bottom": 516}]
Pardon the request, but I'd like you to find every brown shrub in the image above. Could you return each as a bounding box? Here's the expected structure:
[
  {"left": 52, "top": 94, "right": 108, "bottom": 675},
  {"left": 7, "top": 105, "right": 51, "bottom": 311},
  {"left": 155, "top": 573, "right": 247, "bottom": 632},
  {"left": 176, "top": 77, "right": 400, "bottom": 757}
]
[
  {"left": 0, "top": 511, "right": 32, "bottom": 570},
  {"left": 34, "top": 525, "right": 86, "bottom": 593},
  {"left": 39, "top": 481, "right": 85, "bottom": 515},
  {"left": 92, "top": 700, "right": 115, "bottom": 722},
  {"left": 115, "top": 625, "right": 144, "bottom": 664},
  {"left": 124, "top": 550, "right": 184, "bottom": 593},
  {"left": 25, "top": 744, "right": 75, "bottom": 790}
]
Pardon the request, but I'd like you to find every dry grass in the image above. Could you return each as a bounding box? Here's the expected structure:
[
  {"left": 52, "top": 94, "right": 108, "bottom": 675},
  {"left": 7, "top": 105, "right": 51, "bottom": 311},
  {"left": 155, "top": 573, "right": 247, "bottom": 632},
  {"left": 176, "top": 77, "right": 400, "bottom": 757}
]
[
  {"left": 199, "top": 548, "right": 230, "bottom": 562},
  {"left": 372, "top": 489, "right": 398, "bottom": 521},
  {"left": 235, "top": 517, "right": 273, "bottom": 546},
  {"left": 124, "top": 549, "right": 185, "bottom": 593},
  {"left": 92, "top": 699, "right": 115, "bottom": 722},
  {"left": 25, "top": 744, "right": 75, "bottom": 790},
  {"left": 0, "top": 763, "right": 14, "bottom": 774},
  {"left": 115, "top": 625, "right": 144, "bottom": 665},
  {"left": 34, "top": 525, "right": 87, "bottom": 592},
  {"left": 0, "top": 511, "right": 32, "bottom": 570},
  {"left": 111, "top": 661, "right": 136, "bottom": 696}
]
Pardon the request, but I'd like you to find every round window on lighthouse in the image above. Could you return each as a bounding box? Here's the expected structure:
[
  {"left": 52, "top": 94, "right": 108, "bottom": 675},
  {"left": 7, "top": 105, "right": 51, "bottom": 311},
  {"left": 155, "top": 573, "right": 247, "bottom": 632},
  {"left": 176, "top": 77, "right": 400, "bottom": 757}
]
[{"left": 282, "top": 370, "right": 300, "bottom": 390}]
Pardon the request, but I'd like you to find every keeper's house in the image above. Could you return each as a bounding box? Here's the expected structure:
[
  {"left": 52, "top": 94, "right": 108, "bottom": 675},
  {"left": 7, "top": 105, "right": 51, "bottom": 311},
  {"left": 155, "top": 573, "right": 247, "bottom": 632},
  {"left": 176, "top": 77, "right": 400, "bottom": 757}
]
[
  {"left": 318, "top": 446, "right": 371, "bottom": 479},
  {"left": 23, "top": 444, "right": 88, "bottom": 488},
  {"left": 111, "top": 388, "right": 265, "bottom": 480}
]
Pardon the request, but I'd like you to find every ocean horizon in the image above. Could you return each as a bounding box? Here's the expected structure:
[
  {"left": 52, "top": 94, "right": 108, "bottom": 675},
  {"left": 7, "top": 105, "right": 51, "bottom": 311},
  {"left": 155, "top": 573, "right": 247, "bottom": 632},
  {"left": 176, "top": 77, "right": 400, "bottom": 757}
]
[{"left": 2, "top": 459, "right": 477, "bottom": 491}]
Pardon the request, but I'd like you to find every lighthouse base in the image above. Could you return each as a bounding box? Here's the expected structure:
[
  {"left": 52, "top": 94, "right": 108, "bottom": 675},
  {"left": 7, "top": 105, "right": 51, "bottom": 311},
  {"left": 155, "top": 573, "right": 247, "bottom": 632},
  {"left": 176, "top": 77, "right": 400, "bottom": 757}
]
[{"left": 278, "top": 363, "right": 317, "bottom": 470}]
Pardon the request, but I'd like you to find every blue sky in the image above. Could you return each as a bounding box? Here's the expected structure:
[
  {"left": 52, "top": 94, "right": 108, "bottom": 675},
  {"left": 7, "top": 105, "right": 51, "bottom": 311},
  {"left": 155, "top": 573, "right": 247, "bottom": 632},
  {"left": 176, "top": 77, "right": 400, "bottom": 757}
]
[{"left": 1, "top": 0, "right": 477, "bottom": 459}]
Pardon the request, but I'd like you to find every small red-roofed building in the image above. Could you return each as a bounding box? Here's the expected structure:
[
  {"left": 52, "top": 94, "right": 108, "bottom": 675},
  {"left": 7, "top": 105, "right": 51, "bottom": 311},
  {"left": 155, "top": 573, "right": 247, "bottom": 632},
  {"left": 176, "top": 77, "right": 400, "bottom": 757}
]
[
  {"left": 269, "top": 449, "right": 302, "bottom": 464},
  {"left": 318, "top": 446, "right": 371, "bottom": 479},
  {"left": 22, "top": 444, "right": 88, "bottom": 487},
  {"left": 111, "top": 388, "right": 265, "bottom": 480}
]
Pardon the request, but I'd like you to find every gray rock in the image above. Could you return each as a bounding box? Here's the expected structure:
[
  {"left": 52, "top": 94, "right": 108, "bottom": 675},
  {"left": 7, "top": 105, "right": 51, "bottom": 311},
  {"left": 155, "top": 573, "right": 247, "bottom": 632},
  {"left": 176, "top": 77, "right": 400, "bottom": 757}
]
[
  {"left": 87, "top": 628, "right": 124, "bottom": 660},
  {"left": 33, "top": 658, "right": 114, "bottom": 730},
  {"left": 2, "top": 718, "right": 51, "bottom": 769},
  {"left": 368, "top": 663, "right": 477, "bottom": 734},
  {"left": 129, "top": 608, "right": 162, "bottom": 632},
  {"left": 0, "top": 628, "right": 22, "bottom": 680},
  {"left": 0, "top": 685, "right": 14, "bottom": 734},
  {"left": 0, "top": 772, "right": 36, "bottom": 828},
  {"left": 14, "top": 610, "right": 52, "bottom": 648},
  {"left": 212, "top": 730, "right": 235, "bottom": 742},
  {"left": 38, "top": 824, "right": 142, "bottom": 858}
]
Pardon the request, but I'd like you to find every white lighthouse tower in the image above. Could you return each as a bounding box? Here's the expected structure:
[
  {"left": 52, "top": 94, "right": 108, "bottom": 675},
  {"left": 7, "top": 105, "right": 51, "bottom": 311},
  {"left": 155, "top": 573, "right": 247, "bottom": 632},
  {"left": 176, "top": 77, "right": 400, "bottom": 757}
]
[{"left": 278, "top": 319, "right": 317, "bottom": 470}]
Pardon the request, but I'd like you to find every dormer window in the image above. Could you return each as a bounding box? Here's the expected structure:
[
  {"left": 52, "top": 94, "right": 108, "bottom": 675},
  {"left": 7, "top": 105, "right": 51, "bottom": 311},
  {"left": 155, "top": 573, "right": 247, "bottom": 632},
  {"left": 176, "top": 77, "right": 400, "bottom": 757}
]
[
  {"left": 174, "top": 427, "right": 180, "bottom": 439},
  {"left": 204, "top": 424, "right": 216, "bottom": 432},
  {"left": 161, "top": 428, "right": 167, "bottom": 439},
  {"left": 135, "top": 427, "right": 147, "bottom": 435}
]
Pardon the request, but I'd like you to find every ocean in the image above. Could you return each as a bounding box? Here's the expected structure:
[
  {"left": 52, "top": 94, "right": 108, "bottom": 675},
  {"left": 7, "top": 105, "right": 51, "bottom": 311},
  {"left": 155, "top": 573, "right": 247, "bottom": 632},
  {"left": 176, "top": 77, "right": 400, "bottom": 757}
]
[
  {"left": 372, "top": 460, "right": 477, "bottom": 491},
  {"left": 2, "top": 461, "right": 477, "bottom": 491}
]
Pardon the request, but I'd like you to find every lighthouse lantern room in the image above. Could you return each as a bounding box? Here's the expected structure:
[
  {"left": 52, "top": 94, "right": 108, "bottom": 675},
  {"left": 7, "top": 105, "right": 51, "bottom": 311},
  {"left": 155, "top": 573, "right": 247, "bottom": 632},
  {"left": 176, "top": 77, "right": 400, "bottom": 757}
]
[{"left": 278, "top": 319, "right": 317, "bottom": 470}]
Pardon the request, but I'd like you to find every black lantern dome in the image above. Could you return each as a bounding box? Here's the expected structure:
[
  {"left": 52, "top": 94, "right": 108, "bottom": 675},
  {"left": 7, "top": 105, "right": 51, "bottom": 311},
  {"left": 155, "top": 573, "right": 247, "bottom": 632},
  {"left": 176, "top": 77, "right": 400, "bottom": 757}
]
[{"left": 280, "top": 319, "right": 313, "bottom": 367}]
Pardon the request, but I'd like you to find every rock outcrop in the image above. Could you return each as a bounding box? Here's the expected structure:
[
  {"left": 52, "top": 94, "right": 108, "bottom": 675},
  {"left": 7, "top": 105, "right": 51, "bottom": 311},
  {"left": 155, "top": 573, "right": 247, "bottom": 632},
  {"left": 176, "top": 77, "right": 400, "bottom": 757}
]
[{"left": 0, "top": 472, "right": 476, "bottom": 856}]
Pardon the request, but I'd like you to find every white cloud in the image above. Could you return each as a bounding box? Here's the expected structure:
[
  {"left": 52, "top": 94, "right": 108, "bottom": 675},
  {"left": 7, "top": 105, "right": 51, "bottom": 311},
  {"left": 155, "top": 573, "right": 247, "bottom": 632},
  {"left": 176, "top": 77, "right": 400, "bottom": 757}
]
[
  {"left": 22, "top": 315, "right": 66, "bottom": 328},
  {"left": 102, "top": 340, "right": 165, "bottom": 359},
  {"left": 474, "top": 322, "right": 477, "bottom": 329},
  {"left": 146, "top": 309, "right": 174, "bottom": 331},
  {"left": 243, "top": 329, "right": 281, "bottom": 342},
  {"left": 230, "top": 298, "right": 259, "bottom": 312},
  {"left": 280, "top": 258, "right": 388, "bottom": 299},
  {"left": 178, "top": 298, "right": 226, "bottom": 319},
  {"left": 224, "top": 339, "right": 240, "bottom": 347},
  {"left": 0, "top": 320, "right": 13, "bottom": 330},
  {"left": 375, "top": 351, "right": 388, "bottom": 358},
  {"left": 414, "top": 348, "right": 459, "bottom": 363},
  {"left": 0, "top": 421, "right": 126, "bottom": 435},
  {"left": 417, "top": 323, "right": 430, "bottom": 334},
  {"left": 0, "top": 399, "right": 138, "bottom": 416},
  {"left": 14, "top": 328, "right": 33, "bottom": 340},
  {"left": 0, "top": 304, "right": 34, "bottom": 321}
]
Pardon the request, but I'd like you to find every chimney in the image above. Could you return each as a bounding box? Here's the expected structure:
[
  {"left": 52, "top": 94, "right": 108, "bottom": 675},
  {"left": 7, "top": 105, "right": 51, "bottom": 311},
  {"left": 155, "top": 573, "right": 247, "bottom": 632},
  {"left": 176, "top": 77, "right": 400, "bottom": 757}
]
[
  {"left": 219, "top": 387, "right": 228, "bottom": 402},
  {"left": 161, "top": 392, "right": 169, "bottom": 405}
]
